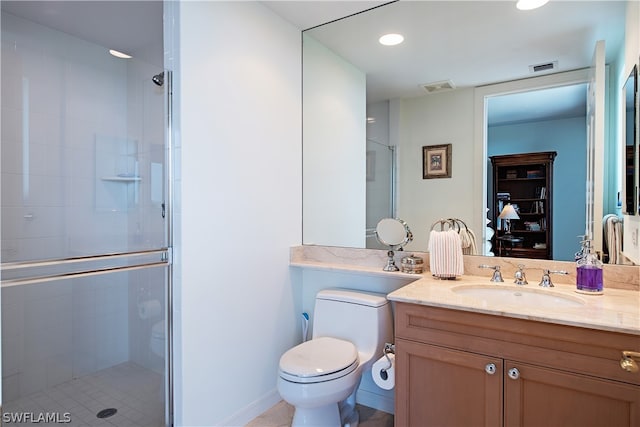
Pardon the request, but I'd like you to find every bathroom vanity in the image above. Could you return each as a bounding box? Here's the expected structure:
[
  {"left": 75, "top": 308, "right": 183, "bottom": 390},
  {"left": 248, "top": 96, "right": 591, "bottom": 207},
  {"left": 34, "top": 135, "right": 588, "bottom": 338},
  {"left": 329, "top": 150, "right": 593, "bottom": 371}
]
[
  {"left": 388, "top": 280, "right": 640, "bottom": 427},
  {"left": 290, "top": 245, "right": 640, "bottom": 425}
]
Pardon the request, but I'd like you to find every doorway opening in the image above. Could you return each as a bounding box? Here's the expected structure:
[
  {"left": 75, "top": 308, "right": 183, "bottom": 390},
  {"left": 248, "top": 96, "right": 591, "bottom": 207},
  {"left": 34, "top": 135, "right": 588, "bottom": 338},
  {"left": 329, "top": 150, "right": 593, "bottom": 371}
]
[
  {"left": 486, "top": 83, "right": 588, "bottom": 261},
  {"left": 474, "top": 69, "right": 593, "bottom": 261}
]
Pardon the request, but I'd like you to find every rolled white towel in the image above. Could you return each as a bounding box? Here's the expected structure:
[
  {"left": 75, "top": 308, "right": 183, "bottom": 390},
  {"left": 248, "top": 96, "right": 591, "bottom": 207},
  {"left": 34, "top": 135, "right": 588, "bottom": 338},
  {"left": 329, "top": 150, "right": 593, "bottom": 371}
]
[
  {"left": 460, "top": 228, "right": 477, "bottom": 255},
  {"left": 603, "top": 215, "right": 623, "bottom": 264},
  {"left": 429, "top": 229, "right": 464, "bottom": 278}
]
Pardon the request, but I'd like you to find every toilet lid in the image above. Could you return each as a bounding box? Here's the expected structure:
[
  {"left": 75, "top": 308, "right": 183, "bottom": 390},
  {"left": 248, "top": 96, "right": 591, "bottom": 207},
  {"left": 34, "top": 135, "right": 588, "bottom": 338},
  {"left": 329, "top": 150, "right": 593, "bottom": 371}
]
[{"left": 279, "top": 337, "right": 358, "bottom": 384}]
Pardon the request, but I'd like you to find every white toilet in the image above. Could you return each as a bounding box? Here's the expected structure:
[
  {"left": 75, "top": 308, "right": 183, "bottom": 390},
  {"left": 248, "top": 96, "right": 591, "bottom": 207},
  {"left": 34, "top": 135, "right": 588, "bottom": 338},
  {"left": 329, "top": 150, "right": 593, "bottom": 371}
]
[{"left": 277, "top": 289, "right": 393, "bottom": 427}]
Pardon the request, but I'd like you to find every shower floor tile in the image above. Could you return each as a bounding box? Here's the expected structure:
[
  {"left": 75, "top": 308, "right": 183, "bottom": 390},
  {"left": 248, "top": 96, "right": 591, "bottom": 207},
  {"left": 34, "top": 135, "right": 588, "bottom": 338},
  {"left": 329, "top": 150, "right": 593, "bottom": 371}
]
[{"left": 2, "top": 362, "right": 164, "bottom": 427}]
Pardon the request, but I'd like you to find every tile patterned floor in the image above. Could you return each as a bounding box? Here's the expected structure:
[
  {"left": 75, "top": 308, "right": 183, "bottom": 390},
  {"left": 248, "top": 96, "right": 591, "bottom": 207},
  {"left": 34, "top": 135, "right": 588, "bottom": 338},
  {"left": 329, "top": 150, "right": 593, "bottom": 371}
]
[
  {"left": 2, "top": 362, "right": 165, "bottom": 427},
  {"left": 4, "top": 365, "right": 390, "bottom": 427},
  {"left": 246, "top": 400, "right": 394, "bottom": 427}
]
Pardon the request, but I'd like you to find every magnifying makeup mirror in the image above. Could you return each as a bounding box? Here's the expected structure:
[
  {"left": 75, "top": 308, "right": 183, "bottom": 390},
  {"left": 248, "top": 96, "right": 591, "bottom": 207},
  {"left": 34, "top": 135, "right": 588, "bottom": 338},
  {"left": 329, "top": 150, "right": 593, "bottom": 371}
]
[{"left": 375, "top": 218, "right": 413, "bottom": 271}]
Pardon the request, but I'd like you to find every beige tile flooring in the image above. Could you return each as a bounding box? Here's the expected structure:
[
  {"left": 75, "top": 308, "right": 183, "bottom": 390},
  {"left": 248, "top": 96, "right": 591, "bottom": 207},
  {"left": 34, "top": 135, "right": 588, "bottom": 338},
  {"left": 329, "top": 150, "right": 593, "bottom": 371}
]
[{"left": 245, "top": 400, "right": 393, "bottom": 427}]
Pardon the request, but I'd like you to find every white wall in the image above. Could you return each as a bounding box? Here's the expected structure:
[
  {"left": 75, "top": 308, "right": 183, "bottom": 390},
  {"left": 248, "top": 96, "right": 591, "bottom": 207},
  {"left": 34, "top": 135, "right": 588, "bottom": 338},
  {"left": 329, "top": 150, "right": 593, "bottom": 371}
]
[
  {"left": 174, "top": 2, "right": 302, "bottom": 425},
  {"left": 302, "top": 34, "right": 366, "bottom": 247},
  {"left": 396, "top": 88, "right": 477, "bottom": 252}
]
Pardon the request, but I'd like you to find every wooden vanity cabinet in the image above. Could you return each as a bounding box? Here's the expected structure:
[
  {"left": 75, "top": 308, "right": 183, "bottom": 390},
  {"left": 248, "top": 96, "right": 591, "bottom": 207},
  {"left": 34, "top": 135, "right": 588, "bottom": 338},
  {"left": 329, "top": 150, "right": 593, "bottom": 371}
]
[
  {"left": 396, "top": 339, "right": 503, "bottom": 426},
  {"left": 394, "top": 303, "right": 640, "bottom": 427},
  {"left": 504, "top": 361, "right": 640, "bottom": 426}
]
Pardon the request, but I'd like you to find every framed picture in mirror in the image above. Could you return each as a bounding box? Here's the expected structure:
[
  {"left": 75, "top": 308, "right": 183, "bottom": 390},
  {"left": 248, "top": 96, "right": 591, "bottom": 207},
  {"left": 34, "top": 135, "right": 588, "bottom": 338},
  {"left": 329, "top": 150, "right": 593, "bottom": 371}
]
[{"left": 423, "top": 143, "right": 452, "bottom": 179}]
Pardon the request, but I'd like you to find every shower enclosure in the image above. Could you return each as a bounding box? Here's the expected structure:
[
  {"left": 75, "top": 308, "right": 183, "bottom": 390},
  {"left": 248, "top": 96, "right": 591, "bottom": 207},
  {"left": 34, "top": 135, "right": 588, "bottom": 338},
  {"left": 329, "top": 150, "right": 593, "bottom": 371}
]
[
  {"left": 366, "top": 101, "right": 397, "bottom": 249},
  {"left": 1, "top": 2, "right": 171, "bottom": 426},
  {"left": 365, "top": 139, "right": 396, "bottom": 249}
]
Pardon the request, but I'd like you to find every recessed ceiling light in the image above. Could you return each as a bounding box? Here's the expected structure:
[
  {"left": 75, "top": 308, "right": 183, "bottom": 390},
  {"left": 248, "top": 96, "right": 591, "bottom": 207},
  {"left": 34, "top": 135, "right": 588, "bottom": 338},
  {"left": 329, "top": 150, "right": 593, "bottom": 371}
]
[
  {"left": 516, "top": 0, "right": 549, "bottom": 11},
  {"left": 379, "top": 33, "right": 404, "bottom": 46},
  {"left": 109, "top": 49, "right": 132, "bottom": 59}
]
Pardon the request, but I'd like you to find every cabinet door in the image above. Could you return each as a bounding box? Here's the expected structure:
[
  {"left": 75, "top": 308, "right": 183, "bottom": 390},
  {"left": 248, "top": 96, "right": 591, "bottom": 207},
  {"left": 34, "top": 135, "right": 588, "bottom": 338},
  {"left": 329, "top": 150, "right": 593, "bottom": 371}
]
[
  {"left": 395, "top": 338, "right": 502, "bottom": 427},
  {"left": 504, "top": 361, "right": 640, "bottom": 427}
]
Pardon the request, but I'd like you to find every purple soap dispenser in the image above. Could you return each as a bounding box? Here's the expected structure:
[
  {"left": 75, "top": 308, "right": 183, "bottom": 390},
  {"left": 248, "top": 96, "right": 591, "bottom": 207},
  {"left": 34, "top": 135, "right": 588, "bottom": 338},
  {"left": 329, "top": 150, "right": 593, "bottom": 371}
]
[{"left": 575, "top": 238, "right": 603, "bottom": 295}]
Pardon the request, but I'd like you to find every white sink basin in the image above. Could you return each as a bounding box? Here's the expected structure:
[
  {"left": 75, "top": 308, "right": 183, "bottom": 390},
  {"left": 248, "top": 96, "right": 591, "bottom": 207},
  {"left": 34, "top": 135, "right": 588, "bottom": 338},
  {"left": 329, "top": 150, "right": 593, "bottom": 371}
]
[{"left": 451, "top": 285, "right": 585, "bottom": 308}]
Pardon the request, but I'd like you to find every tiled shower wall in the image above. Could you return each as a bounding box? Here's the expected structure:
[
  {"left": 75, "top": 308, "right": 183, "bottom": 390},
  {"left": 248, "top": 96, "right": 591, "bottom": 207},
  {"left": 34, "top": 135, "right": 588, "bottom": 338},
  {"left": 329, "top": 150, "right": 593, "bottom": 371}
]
[{"left": 1, "top": 11, "right": 165, "bottom": 401}]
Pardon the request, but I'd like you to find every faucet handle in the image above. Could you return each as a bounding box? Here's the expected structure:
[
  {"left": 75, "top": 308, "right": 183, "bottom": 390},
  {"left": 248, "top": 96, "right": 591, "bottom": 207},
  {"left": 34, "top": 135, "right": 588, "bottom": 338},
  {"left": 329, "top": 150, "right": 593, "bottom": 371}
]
[
  {"left": 538, "top": 269, "right": 568, "bottom": 287},
  {"left": 479, "top": 265, "right": 504, "bottom": 282},
  {"left": 514, "top": 264, "right": 528, "bottom": 285}
]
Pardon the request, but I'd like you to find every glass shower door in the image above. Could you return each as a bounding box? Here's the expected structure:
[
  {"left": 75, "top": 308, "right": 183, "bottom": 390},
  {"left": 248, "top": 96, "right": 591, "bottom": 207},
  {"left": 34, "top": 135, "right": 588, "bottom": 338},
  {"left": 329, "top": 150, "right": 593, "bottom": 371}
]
[
  {"left": 366, "top": 139, "right": 396, "bottom": 249},
  {"left": 1, "top": 264, "right": 169, "bottom": 427},
  {"left": 1, "top": 7, "right": 171, "bottom": 426}
]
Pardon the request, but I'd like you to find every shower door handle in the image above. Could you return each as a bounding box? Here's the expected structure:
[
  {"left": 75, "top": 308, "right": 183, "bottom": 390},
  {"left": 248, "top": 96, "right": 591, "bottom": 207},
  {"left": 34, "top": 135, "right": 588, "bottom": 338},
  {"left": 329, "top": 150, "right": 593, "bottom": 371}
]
[{"left": 1, "top": 249, "right": 170, "bottom": 286}]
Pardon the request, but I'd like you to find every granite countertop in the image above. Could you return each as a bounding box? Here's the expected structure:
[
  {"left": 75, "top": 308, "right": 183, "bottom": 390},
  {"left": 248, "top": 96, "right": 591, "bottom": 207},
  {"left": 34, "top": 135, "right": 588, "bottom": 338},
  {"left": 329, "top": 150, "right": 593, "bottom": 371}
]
[
  {"left": 291, "top": 245, "right": 640, "bottom": 335},
  {"left": 386, "top": 274, "right": 640, "bottom": 335}
]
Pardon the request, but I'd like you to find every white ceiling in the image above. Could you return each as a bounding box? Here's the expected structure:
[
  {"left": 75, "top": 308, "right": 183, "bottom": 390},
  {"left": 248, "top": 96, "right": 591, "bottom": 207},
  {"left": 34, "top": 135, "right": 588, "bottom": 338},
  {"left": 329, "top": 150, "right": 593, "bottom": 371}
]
[
  {"left": 265, "top": 0, "right": 626, "bottom": 125},
  {"left": 1, "top": 1, "right": 164, "bottom": 66},
  {"left": 1, "top": 1, "right": 628, "bottom": 125},
  {"left": 263, "top": 1, "right": 388, "bottom": 30}
]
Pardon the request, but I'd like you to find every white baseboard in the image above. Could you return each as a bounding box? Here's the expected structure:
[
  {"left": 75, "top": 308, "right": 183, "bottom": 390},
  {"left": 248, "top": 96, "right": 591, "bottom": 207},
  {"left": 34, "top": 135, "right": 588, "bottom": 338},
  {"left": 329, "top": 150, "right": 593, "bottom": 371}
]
[
  {"left": 356, "top": 388, "right": 395, "bottom": 415},
  {"left": 216, "top": 389, "right": 282, "bottom": 427}
]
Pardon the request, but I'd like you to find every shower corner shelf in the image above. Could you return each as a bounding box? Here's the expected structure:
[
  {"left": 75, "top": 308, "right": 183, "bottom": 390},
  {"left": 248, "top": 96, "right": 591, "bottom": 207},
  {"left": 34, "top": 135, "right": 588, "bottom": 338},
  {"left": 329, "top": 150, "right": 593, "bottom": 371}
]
[{"left": 101, "top": 176, "right": 142, "bottom": 182}]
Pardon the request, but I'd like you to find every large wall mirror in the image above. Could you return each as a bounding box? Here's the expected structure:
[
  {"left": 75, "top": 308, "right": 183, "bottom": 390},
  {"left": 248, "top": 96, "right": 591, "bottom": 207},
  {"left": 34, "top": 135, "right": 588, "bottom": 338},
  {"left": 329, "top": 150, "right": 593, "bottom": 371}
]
[
  {"left": 303, "top": 0, "right": 639, "bottom": 266},
  {"left": 624, "top": 65, "right": 638, "bottom": 216}
]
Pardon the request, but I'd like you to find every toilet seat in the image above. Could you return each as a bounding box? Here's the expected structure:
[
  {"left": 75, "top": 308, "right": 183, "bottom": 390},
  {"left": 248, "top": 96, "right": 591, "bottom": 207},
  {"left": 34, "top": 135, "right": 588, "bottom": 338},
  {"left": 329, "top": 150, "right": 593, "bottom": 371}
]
[{"left": 279, "top": 336, "right": 358, "bottom": 384}]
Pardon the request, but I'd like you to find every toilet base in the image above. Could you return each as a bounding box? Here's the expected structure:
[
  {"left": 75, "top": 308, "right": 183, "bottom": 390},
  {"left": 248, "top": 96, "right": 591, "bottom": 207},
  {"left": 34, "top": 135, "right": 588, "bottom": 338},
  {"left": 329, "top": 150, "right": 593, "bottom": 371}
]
[
  {"left": 290, "top": 404, "right": 361, "bottom": 427},
  {"left": 289, "top": 393, "right": 361, "bottom": 427},
  {"left": 339, "top": 391, "right": 359, "bottom": 427},
  {"left": 292, "top": 403, "right": 341, "bottom": 427},
  {"left": 342, "top": 407, "right": 359, "bottom": 427}
]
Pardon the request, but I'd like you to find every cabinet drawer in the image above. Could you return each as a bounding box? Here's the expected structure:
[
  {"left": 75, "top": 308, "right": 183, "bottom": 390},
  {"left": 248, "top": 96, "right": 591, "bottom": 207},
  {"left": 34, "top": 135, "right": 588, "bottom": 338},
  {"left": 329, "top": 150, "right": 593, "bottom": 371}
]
[{"left": 395, "top": 302, "right": 640, "bottom": 386}]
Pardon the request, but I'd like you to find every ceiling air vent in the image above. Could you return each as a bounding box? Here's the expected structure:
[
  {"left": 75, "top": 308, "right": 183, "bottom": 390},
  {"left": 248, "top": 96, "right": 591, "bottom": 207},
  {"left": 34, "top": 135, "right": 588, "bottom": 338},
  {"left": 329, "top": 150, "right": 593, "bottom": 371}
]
[
  {"left": 421, "top": 80, "right": 456, "bottom": 93},
  {"left": 529, "top": 61, "right": 558, "bottom": 73}
]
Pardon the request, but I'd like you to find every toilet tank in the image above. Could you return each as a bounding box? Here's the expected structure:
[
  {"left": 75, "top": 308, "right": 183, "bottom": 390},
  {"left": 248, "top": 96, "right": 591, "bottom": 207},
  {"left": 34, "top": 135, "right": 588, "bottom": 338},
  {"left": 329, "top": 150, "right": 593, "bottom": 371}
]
[{"left": 312, "top": 289, "right": 393, "bottom": 364}]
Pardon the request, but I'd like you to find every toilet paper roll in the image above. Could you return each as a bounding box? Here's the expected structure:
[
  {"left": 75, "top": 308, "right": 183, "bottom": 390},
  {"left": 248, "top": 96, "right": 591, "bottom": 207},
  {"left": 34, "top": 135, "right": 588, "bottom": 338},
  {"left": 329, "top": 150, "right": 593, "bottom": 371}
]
[
  {"left": 372, "top": 353, "right": 395, "bottom": 390},
  {"left": 138, "top": 299, "right": 161, "bottom": 320}
]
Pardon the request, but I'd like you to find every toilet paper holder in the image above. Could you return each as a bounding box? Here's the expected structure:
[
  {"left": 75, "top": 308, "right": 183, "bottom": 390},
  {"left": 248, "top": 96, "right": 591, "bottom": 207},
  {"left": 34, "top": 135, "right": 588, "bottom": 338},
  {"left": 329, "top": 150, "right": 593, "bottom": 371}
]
[
  {"left": 380, "top": 342, "right": 395, "bottom": 376},
  {"left": 384, "top": 342, "right": 395, "bottom": 355}
]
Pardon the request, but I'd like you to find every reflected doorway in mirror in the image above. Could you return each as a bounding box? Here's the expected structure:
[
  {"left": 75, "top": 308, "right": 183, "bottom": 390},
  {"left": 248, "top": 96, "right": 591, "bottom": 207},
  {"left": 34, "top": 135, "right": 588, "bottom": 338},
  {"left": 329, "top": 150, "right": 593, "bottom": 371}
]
[{"left": 423, "top": 144, "right": 452, "bottom": 179}]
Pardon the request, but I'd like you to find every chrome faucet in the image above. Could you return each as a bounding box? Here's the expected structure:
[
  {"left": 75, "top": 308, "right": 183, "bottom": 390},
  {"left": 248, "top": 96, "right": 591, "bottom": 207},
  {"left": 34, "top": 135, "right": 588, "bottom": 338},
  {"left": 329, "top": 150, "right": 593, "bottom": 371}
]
[
  {"left": 479, "top": 265, "right": 504, "bottom": 282},
  {"left": 514, "top": 264, "right": 528, "bottom": 285},
  {"left": 538, "top": 269, "right": 569, "bottom": 287}
]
